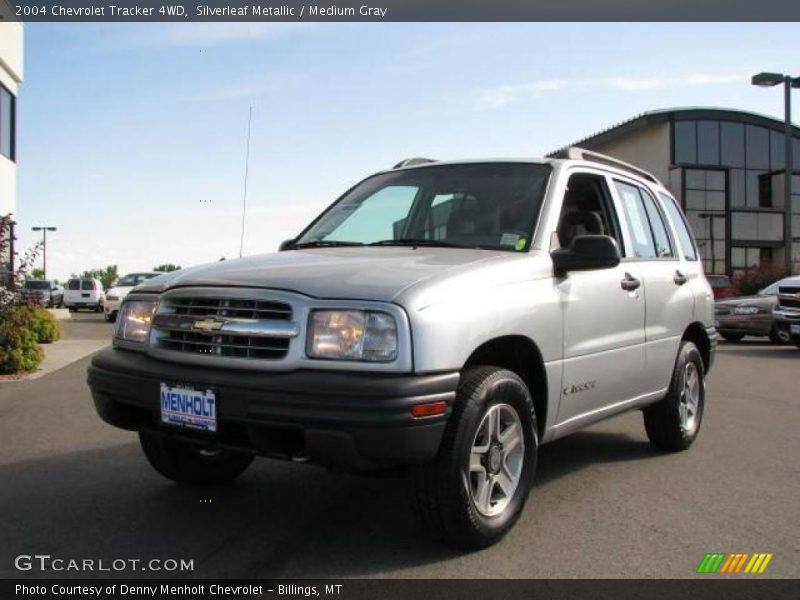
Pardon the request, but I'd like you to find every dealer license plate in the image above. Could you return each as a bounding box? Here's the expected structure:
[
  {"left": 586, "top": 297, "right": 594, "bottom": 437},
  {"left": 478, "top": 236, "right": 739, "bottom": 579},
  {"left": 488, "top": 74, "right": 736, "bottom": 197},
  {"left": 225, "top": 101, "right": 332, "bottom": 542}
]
[
  {"left": 159, "top": 384, "right": 217, "bottom": 432},
  {"left": 791, "top": 324, "right": 800, "bottom": 335}
]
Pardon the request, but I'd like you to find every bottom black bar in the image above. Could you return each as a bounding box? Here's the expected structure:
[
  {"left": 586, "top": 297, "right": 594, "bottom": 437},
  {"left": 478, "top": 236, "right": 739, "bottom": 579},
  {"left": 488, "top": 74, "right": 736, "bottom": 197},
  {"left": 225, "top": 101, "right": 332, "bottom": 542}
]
[{"left": 2, "top": 579, "right": 799, "bottom": 600}]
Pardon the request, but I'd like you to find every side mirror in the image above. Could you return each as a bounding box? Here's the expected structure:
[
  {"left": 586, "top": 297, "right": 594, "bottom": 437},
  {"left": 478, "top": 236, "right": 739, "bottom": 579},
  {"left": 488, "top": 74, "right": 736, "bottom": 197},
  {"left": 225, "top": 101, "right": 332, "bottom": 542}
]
[
  {"left": 551, "top": 234, "right": 621, "bottom": 276},
  {"left": 278, "top": 239, "right": 296, "bottom": 252}
]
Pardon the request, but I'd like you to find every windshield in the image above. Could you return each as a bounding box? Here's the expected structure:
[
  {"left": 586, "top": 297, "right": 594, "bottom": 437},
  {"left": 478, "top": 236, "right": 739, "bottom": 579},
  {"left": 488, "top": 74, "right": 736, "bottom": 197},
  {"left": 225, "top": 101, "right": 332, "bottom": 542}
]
[
  {"left": 296, "top": 163, "right": 551, "bottom": 251},
  {"left": 25, "top": 281, "right": 50, "bottom": 290},
  {"left": 117, "top": 273, "right": 157, "bottom": 287}
]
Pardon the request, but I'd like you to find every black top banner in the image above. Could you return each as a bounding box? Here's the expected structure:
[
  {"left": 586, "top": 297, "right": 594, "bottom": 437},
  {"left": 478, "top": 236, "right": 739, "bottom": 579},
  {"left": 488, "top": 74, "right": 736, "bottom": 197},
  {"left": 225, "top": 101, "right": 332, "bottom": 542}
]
[{"left": 2, "top": 0, "right": 800, "bottom": 22}]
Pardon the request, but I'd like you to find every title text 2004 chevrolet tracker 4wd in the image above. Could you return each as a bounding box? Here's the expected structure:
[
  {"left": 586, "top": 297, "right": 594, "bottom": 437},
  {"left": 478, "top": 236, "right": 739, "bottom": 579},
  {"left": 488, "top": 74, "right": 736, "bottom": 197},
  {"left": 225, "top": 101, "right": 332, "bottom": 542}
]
[{"left": 88, "top": 148, "right": 716, "bottom": 549}]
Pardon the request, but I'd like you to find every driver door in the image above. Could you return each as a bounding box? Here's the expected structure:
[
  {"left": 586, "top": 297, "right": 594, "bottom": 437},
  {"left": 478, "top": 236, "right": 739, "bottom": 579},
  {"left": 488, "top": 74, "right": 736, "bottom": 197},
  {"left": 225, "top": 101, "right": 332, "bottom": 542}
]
[{"left": 555, "top": 172, "right": 647, "bottom": 425}]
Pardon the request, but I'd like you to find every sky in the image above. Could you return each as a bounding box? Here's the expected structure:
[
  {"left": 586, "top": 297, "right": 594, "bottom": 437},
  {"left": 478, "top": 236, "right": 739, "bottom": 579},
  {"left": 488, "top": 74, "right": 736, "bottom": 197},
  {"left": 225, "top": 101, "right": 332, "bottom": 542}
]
[{"left": 10, "top": 22, "right": 800, "bottom": 282}]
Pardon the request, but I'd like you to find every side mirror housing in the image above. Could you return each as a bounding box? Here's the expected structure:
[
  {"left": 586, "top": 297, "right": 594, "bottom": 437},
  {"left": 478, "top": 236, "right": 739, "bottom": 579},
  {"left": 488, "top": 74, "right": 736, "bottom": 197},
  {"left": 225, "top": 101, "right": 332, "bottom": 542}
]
[
  {"left": 278, "top": 239, "right": 296, "bottom": 252},
  {"left": 551, "top": 234, "right": 621, "bottom": 276}
]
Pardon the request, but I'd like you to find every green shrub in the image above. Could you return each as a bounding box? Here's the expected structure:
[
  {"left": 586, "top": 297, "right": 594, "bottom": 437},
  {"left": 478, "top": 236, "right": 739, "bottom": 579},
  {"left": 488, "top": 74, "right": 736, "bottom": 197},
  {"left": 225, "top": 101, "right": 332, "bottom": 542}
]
[
  {"left": 0, "top": 307, "right": 45, "bottom": 374},
  {"left": 23, "top": 305, "right": 62, "bottom": 344},
  {"left": 733, "top": 263, "right": 792, "bottom": 296}
]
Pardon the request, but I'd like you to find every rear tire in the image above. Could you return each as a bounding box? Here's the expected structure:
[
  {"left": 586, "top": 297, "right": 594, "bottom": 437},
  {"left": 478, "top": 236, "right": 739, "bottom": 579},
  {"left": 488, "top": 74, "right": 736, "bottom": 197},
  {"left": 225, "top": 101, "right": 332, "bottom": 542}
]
[
  {"left": 139, "top": 432, "right": 254, "bottom": 485},
  {"left": 719, "top": 332, "right": 744, "bottom": 342},
  {"left": 412, "top": 366, "right": 537, "bottom": 550},
  {"left": 644, "top": 341, "right": 705, "bottom": 452}
]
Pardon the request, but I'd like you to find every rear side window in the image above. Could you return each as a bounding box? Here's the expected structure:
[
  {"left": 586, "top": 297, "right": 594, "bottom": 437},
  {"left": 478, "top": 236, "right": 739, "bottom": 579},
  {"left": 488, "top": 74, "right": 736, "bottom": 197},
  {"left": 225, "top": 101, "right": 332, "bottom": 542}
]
[
  {"left": 67, "top": 279, "right": 80, "bottom": 290},
  {"left": 659, "top": 193, "right": 698, "bottom": 261},
  {"left": 614, "top": 181, "right": 657, "bottom": 259},
  {"left": 81, "top": 280, "right": 96, "bottom": 291},
  {"left": 638, "top": 188, "right": 673, "bottom": 258}
]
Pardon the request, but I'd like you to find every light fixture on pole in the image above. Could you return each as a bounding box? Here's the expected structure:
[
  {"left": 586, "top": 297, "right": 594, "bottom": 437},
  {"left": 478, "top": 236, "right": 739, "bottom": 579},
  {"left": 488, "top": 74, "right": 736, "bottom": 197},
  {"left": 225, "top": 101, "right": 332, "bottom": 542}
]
[
  {"left": 751, "top": 72, "right": 800, "bottom": 272},
  {"left": 31, "top": 226, "right": 57, "bottom": 280}
]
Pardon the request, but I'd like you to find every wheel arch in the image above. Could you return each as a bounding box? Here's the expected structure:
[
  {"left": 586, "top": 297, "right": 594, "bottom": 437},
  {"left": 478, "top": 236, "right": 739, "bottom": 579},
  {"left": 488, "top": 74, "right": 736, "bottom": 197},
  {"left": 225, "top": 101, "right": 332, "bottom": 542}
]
[
  {"left": 463, "top": 335, "right": 548, "bottom": 439},
  {"left": 682, "top": 322, "right": 711, "bottom": 373}
]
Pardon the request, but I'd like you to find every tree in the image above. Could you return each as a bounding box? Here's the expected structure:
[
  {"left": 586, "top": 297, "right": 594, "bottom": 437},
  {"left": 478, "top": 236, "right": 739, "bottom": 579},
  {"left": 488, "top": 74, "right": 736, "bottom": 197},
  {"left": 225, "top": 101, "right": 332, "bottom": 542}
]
[
  {"left": 31, "top": 268, "right": 45, "bottom": 280},
  {"left": 153, "top": 264, "right": 181, "bottom": 272},
  {"left": 81, "top": 265, "right": 118, "bottom": 290}
]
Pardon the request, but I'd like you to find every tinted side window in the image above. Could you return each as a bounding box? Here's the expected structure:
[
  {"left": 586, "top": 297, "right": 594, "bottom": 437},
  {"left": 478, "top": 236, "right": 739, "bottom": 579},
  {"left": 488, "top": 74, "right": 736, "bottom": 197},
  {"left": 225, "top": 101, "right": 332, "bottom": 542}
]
[
  {"left": 659, "top": 193, "right": 698, "bottom": 261},
  {"left": 638, "top": 188, "right": 674, "bottom": 258},
  {"left": 556, "top": 173, "right": 625, "bottom": 254},
  {"left": 614, "top": 181, "right": 657, "bottom": 259}
]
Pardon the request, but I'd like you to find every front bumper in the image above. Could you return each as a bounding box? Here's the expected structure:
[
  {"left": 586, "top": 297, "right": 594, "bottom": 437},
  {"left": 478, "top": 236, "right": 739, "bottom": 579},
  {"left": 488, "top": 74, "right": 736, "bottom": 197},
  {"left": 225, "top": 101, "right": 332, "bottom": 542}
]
[
  {"left": 87, "top": 348, "right": 459, "bottom": 470},
  {"left": 773, "top": 308, "right": 800, "bottom": 339}
]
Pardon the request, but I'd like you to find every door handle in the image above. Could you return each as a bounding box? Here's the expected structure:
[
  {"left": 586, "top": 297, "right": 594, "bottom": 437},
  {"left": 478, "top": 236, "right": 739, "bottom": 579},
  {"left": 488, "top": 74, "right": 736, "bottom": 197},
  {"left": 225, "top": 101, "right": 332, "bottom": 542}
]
[
  {"left": 674, "top": 270, "right": 688, "bottom": 286},
  {"left": 621, "top": 273, "right": 641, "bottom": 291}
]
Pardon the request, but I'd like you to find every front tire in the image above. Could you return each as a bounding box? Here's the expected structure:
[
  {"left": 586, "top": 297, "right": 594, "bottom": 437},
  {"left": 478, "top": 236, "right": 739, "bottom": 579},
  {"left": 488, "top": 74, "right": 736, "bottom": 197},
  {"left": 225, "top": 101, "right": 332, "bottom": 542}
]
[
  {"left": 412, "top": 367, "right": 537, "bottom": 550},
  {"left": 139, "top": 432, "right": 254, "bottom": 485},
  {"left": 643, "top": 341, "right": 705, "bottom": 452},
  {"left": 769, "top": 326, "right": 789, "bottom": 345}
]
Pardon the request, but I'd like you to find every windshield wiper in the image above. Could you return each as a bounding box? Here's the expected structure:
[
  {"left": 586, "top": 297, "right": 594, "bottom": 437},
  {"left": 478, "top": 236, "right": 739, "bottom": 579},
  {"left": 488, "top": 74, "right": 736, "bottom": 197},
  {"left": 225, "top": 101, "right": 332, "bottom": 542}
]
[
  {"left": 292, "top": 240, "right": 365, "bottom": 249},
  {"left": 368, "top": 238, "right": 465, "bottom": 248}
]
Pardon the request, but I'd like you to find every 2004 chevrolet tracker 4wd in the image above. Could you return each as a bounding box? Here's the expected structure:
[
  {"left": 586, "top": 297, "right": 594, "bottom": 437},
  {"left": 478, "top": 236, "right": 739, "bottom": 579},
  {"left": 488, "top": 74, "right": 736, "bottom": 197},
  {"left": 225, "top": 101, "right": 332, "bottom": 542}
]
[{"left": 88, "top": 148, "right": 716, "bottom": 549}]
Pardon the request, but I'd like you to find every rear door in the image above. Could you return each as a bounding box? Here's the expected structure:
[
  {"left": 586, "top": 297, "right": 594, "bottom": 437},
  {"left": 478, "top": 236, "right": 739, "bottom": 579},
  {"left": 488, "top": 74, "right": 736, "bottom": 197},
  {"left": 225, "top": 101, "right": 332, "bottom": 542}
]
[
  {"left": 64, "top": 279, "right": 81, "bottom": 304},
  {"left": 612, "top": 180, "right": 695, "bottom": 393}
]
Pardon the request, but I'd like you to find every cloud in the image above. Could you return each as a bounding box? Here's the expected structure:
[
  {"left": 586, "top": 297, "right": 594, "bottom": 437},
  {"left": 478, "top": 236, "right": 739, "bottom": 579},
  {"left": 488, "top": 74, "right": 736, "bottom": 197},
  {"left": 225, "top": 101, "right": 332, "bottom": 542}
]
[{"left": 478, "top": 72, "right": 748, "bottom": 109}]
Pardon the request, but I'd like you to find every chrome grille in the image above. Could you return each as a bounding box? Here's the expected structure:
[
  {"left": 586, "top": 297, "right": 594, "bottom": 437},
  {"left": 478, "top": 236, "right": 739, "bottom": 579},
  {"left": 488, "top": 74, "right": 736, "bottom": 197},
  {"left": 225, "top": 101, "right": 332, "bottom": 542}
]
[
  {"left": 159, "top": 330, "right": 290, "bottom": 359},
  {"left": 152, "top": 296, "right": 295, "bottom": 360},
  {"left": 170, "top": 297, "right": 292, "bottom": 320},
  {"left": 778, "top": 287, "right": 800, "bottom": 310}
]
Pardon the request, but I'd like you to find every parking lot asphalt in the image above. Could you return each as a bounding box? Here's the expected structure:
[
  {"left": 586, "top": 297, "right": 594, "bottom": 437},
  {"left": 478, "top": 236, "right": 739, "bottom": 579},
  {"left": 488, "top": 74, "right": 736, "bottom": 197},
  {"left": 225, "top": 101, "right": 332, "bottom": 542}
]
[{"left": 0, "top": 325, "right": 797, "bottom": 579}]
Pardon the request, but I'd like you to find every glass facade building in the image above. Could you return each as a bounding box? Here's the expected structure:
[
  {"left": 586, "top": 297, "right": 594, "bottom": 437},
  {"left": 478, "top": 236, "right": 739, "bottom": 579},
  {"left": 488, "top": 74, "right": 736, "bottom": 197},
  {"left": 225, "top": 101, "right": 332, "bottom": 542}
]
[{"left": 553, "top": 108, "right": 800, "bottom": 275}]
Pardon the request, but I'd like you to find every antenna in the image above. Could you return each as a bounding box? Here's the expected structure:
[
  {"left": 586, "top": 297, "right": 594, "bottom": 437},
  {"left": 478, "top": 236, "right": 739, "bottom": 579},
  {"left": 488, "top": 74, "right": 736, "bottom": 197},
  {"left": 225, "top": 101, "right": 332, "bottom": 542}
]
[{"left": 238, "top": 105, "right": 253, "bottom": 258}]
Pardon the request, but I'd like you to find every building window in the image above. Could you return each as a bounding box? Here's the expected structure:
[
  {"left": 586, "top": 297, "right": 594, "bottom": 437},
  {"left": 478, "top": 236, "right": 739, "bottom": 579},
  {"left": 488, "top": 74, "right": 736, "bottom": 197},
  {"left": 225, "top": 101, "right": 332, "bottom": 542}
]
[
  {"left": 674, "top": 121, "right": 697, "bottom": 164},
  {"left": 0, "top": 85, "right": 15, "bottom": 162},
  {"left": 720, "top": 122, "right": 745, "bottom": 168},
  {"left": 731, "top": 246, "right": 773, "bottom": 271},
  {"left": 684, "top": 168, "right": 727, "bottom": 274}
]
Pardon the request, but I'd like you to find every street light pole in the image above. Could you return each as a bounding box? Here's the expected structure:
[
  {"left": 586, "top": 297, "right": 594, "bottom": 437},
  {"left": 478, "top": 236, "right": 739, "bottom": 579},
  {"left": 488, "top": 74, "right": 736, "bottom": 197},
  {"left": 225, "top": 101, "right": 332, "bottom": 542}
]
[
  {"left": 31, "top": 226, "right": 57, "bottom": 280},
  {"left": 784, "top": 76, "right": 794, "bottom": 273},
  {"left": 752, "top": 72, "right": 799, "bottom": 273}
]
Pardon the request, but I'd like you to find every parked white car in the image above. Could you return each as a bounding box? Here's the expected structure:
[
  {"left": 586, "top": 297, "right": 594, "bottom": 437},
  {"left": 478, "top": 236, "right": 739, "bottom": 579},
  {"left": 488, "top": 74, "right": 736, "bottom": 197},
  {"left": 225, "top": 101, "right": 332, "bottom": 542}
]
[
  {"left": 104, "top": 272, "right": 162, "bottom": 322},
  {"left": 64, "top": 278, "right": 106, "bottom": 312}
]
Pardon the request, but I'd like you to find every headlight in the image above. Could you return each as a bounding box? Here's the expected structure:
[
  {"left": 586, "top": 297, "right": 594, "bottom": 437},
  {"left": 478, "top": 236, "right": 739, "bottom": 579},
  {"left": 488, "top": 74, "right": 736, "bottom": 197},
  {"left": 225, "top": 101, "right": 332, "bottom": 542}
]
[
  {"left": 114, "top": 299, "right": 158, "bottom": 343},
  {"left": 307, "top": 310, "right": 398, "bottom": 362}
]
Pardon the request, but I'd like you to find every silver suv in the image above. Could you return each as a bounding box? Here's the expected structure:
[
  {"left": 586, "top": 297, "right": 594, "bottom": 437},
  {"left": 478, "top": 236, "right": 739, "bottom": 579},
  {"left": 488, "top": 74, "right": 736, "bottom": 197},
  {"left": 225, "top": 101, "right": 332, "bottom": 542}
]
[{"left": 88, "top": 148, "right": 716, "bottom": 549}]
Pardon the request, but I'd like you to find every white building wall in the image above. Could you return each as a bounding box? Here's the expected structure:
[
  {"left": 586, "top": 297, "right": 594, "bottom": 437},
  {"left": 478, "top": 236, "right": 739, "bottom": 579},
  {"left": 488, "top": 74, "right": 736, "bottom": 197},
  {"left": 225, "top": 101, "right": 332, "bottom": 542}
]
[{"left": 0, "top": 21, "right": 23, "bottom": 217}]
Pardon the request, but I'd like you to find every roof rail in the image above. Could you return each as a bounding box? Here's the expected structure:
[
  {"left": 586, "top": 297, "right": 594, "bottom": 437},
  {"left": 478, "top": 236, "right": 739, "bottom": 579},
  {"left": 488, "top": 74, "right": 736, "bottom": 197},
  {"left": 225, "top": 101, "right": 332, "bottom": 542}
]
[
  {"left": 553, "top": 146, "right": 659, "bottom": 185},
  {"left": 392, "top": 157, "right": 438, "bottom": 169}
]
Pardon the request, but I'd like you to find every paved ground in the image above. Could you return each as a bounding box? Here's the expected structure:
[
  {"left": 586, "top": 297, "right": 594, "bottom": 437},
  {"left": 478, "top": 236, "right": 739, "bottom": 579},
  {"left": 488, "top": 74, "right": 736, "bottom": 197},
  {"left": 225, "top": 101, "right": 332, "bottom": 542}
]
[
  {"left": 26, "top": 312, "right": 112, "bottom": 380},
  {"left": 0, "top": 324, "right": 797, "bottom": 579}
]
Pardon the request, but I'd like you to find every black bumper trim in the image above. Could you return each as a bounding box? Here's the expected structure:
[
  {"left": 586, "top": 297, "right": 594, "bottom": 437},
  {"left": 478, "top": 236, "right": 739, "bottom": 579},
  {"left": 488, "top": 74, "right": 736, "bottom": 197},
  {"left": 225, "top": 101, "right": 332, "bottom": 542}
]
[{"left": 87, "top": 348, "right": 459, "bottom": 469}]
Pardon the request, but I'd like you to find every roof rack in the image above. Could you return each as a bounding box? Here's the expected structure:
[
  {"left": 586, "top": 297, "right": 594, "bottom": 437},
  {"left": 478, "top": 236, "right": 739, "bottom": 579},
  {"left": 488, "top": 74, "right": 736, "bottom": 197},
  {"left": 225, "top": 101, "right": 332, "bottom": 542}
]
[
  {"left": 552, "top": 147, "right": 660, "bottom": 185},
  {"left": 392, "top": 157, "right": 438, "bottom": 169}
]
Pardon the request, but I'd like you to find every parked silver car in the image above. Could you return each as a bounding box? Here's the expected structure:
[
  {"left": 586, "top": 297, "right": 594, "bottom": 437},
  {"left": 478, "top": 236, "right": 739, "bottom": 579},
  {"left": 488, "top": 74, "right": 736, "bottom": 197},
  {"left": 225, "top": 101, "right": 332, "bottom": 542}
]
[
  {"left": 773, "top": 278, "right": 800, "bottom": 348},
  {"left": 714, "top": 277, "right": 800, "bottom": 343},
  {"left": 88, "top": 149, "right": 715, "bottom": 549}
]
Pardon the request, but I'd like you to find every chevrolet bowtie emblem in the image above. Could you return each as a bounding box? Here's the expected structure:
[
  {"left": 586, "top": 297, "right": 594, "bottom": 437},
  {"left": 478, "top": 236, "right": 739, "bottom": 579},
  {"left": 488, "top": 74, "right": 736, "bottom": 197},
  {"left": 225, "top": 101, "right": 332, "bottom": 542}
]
[{"left": 191, "top": 318, "right": 226, "bottom": 332}]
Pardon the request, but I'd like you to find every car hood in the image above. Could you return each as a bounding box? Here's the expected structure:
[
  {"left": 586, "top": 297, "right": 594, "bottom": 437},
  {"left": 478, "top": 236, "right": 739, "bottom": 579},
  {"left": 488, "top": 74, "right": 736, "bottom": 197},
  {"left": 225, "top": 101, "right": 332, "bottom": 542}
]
[
  {"left": 134, "top": 247, "right": 518, "bottom": 302},
  {"left": 715, "top": 294, "right": 773, "bottom": 307},
  {"left": 107, "top": 286, "right": 136, "bottom": 298}
]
